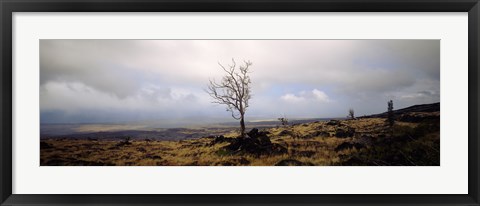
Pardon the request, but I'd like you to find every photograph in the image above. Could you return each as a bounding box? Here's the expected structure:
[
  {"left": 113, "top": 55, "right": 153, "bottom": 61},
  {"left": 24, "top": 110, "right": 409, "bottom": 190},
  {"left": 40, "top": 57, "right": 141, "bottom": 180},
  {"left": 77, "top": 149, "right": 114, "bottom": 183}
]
[{"left": 39, "top": 39, "right": 440, "bottom": 166}]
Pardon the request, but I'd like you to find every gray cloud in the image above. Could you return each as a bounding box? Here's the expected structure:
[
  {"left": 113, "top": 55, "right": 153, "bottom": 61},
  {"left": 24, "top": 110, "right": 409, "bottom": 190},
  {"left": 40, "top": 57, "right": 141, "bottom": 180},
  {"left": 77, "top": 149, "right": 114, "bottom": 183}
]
[{"left": 40, "top": 40, "right": 440, "bottom": 124}]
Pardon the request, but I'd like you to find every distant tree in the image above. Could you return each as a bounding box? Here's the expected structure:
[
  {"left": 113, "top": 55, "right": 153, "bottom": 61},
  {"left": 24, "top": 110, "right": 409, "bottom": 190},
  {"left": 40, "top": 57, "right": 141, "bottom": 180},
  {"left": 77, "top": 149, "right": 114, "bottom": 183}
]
[
  {"left": 387, "top": 100, "right": 395, "bottom": 127},
  {"left": 348, "top": 108, "right": 355, "bottom": 120},
  {"left": 206, "top": 59, "right": 252, "bottom": 138},
  {"left": 116, "top": 136, "right": 132, "bottom": 146},
  {"left": 278, "top": 116, "right": 289, "bottom": 127}
]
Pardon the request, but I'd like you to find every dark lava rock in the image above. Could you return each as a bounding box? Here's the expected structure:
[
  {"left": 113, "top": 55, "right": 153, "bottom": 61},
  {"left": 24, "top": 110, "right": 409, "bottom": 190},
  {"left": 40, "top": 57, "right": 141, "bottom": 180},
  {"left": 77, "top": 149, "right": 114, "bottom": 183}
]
[
  {"left": 270, "top": 144, "right": 288, "bottom": 154},
  {"left": 334, "top": 142, "right": 365, "bottom": 152},
  {"left": 144, "top": 154, "right": 162, "bottom": 160},
  {"left": 219, "top": 157, "right": 251, "bottom": 166},
  {"left": 339, "top": 157, "right": 368, "bottom": 166},
  {"left": 295, "top": 150, "right": 316, "bottom": 157},
  {"left": 355, "top": 135, "right": 374, "bottom": 146},
  {"left": 247, "top": 128, "right": 259, "bottom": 137},
  {"left": 237, "top": 157, "right": 251, "bottom": 165},
  {"left": 44, "top": 157, "right": 115, "bottom": 166},
  {"left": 278, "top": 130, "right": 294, "bottom": 136},
  {"left": 275, "top": 159, "right": 314, "bottom": 166},
  {"left": 326, "top": 120, "right": 341, "bottom": 126},
  {"left": 40, "top": 141, "right": 54, "bottom": 149},
  {"left": 210, "top": 135, "right": 228, "bottom": 145},
  {"left": 214, "top": 135, "right": 225, "bottom": 142},
  {"left": 185, "top": 161, "right": 199, "bottom": 166},
  {"left": 248, "top": 128, "right": 272, "bottom": 144},
  {"left": 221, "top": 128, "right": 287, "bottom": 156},
  {"left": 335, "top": 127, "right": 355, "bottom": 138},
  {"left": 399, "top": 114, "right": 423, "bottom": 123},
  {"left": 319, "top": 131, "right": 331, "bottom": 137},
  {"left": 223, "top": 138, "right": 287, "bottom": 156},
  {"left": 115, "top": 141, "right": 132, "bottom": 147},
  {"left": 136, "top": 147, "right": 147, "bottom": 153},
  {"left": 303, "top": 141, "right": 325, "bottom": 147},
  {"left": 399, "top": 113, "right": 439, "bottom": 123},
  {"left": 187, "top": 141, "right": 205, "bottom": 147},
  {"left": 304, "top": 131, "right": 330, "bottom": 138}
]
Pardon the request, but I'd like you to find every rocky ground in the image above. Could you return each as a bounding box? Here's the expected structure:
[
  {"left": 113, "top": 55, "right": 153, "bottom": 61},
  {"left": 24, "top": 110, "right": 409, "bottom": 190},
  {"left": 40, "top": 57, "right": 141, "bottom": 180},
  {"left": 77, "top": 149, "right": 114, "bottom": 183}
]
[{"left": 40, "top": 105, "right": 440, "bottom": 166}]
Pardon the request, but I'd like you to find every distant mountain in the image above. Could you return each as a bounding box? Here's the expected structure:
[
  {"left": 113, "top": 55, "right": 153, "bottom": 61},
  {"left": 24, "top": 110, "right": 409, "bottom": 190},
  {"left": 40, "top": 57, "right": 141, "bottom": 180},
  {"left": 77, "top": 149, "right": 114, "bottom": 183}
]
[
  {"left": 41, "top": 103, "right": 439, "bottom": 141},
  {"left": 364, "top": 102, "right": 440, "bottom": 118},
  {"left": 40, "top": 127, "right": 234, "bottom": 141}
]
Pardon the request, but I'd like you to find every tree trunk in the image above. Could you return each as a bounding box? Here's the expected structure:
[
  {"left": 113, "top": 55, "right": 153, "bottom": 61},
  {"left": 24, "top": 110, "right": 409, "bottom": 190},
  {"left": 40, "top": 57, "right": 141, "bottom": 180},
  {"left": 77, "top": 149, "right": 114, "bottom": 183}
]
[{"left": 240, "top": 116, "right": 246, "bottom": 138}]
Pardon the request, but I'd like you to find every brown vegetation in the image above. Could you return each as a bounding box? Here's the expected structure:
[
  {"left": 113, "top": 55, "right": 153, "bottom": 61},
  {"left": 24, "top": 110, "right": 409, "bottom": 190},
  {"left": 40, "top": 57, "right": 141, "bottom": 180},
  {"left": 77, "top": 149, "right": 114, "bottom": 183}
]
[{"left": 40, "top": 110, "right": 440, "bottom": 166}]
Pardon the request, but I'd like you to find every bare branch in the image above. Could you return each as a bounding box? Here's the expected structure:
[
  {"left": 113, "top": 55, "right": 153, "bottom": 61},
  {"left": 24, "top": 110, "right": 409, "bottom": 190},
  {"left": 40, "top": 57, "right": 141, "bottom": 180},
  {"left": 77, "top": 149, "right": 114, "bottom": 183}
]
[{"left": 206, "top": 59, "right": 253, "bottom": 137}]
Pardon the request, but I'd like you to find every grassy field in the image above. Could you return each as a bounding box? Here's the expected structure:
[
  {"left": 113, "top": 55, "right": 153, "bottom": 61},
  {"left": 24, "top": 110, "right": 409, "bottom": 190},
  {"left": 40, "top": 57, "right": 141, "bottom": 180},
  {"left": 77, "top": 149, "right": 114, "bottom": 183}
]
[{"left": 40, "top": 111, "right": 440, "bottom": 166}]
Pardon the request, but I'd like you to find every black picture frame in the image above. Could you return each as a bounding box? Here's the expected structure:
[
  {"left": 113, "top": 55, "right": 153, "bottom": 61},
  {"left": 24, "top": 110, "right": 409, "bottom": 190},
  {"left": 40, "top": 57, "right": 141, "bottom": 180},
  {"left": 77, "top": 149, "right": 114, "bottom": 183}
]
[{"left": 1, "top": 0, "right": 479, "bottom": 205}]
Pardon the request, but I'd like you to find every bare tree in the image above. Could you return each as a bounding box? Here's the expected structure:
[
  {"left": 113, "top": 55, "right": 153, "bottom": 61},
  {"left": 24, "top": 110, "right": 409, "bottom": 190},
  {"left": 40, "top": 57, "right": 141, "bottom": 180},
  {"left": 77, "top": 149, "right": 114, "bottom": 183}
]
[
  {"left": 348, "top": 108, "right": 355, "bottom": 120},
  {"left": 387, "top": 100, "right": 394, "bottom": 127},
  {"left": 278, "top": 116, "right": 289, "bottom": 127},
  {"left": 207, "top": 59, "right": 252, "bottom": 138}
]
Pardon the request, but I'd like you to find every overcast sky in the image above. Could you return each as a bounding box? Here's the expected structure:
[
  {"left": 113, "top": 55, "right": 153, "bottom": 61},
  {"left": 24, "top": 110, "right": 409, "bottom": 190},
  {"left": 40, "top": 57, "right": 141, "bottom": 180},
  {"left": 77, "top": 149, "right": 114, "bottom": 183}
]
[{"left": 40, "top": 40, "right": 440, "bottom": 125}]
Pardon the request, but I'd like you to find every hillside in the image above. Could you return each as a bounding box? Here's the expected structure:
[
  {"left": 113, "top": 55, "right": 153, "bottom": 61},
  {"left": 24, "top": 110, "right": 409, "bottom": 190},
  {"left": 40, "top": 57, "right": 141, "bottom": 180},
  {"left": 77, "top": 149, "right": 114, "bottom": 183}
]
[
  {"left": 40, "top": 103, "right": 440, "bottom": 166},
  {"left": 364, "top": 102, "right": 439, "bottom": 118}
]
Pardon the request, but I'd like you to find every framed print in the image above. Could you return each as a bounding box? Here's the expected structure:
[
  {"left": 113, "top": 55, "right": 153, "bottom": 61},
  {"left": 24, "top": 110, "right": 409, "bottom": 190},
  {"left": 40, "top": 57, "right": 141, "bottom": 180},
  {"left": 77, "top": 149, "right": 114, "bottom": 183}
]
[
  {"left": 38, "top": 39, "right": 441, "bottom": 167},
  {"left": 1, "top": 0, "right": 479, "bottom": 205}
]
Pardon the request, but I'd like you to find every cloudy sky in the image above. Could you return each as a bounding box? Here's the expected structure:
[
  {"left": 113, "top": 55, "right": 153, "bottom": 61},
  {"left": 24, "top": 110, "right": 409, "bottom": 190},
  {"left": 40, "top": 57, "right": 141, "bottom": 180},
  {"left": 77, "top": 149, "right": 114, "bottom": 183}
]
[{"left": 40, "top": 40, "right": 440, "bottom": 125}]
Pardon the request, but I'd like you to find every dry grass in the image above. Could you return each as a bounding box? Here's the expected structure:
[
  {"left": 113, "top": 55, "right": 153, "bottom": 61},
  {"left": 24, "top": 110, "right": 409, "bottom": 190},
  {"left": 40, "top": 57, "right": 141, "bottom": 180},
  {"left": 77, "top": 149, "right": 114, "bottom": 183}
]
[{"left": 40, "top": 115, "right": 440, "bottom": 166}]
